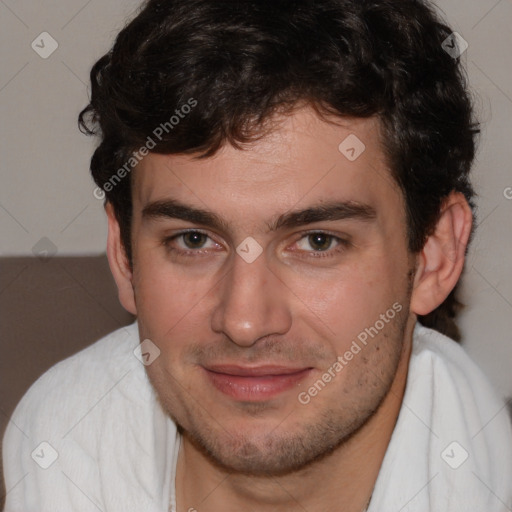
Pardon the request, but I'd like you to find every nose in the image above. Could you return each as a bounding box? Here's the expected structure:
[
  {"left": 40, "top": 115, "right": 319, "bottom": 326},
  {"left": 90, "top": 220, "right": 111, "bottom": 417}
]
[{"left": 210, "top": 251, "right": 292, "bottom": 347}]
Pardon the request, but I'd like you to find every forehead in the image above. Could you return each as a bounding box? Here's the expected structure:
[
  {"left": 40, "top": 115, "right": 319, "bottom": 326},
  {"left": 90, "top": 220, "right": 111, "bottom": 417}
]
[{"left": 132, "top": 107, "right": 403, "bottom": 229}]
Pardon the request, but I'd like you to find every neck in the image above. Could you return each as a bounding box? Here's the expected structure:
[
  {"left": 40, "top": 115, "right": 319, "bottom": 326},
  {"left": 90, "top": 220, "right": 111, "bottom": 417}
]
[{"left": 175, "top": 323, "right": 414, "bottom": 512}]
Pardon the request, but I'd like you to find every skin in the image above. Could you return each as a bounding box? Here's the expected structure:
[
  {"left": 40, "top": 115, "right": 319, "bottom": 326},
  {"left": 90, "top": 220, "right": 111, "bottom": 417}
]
[{"left": 106, "top": 106, "right": 473, "bottom": 512}]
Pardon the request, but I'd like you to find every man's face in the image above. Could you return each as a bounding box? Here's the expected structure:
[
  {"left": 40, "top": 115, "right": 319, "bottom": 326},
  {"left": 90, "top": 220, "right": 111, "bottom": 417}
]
[{"left": 129, "top": 107, "right": 415, "bottom": 476}]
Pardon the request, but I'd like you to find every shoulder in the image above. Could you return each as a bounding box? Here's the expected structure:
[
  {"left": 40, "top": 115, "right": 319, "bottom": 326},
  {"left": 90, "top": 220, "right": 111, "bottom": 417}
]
[
  {"left": 2, "top": 322, "right": 178, "bottom": 510},
  {"left": 9, "top": 322, "right": 143, "bottom": 427},
  {"left": 371, "top": 323, "right": 512, "bottom": 509},
  {"left": 411, "top": 322, "right": 503, "bottom": 396},
  {"left": 409, "top": 322, "right": 512, "bottom": 458},
  {"left": 2, "top": 321, "right": 152, "bottom": 465}
]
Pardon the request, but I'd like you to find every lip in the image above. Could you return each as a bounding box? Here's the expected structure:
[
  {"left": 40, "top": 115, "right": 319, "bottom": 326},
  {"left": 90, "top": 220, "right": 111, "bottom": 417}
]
[{"left": 203, "top": 365, "right": 312, "bottom": 401}]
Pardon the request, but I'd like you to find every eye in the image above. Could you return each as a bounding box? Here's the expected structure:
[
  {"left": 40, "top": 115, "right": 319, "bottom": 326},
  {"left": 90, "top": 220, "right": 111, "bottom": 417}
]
[
  {"left": 163, "top": 230, "right": 220, "bottom": 255},
  {"left": 163, "top": 230, "right": 350, "bottom": 259},
  {"left": 293, "top": 232, "right": 349, "bottom": 257}
]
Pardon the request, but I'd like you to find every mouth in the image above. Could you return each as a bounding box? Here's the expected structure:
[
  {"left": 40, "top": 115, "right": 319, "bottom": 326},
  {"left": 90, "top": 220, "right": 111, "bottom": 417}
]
[{"left": 203, "top": 364, "right": 313, "bottom": 401}]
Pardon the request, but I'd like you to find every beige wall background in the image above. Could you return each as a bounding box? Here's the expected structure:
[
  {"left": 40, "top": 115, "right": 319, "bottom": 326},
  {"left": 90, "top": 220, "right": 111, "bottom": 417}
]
[{"left": 1, "top": 0, "right": 511, "bottom": 395}]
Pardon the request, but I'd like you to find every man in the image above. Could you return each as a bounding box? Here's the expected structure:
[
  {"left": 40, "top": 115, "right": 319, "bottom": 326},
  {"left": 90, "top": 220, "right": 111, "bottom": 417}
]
[{"left": 3, "top": 0, "right": 512, "bottom": 510}]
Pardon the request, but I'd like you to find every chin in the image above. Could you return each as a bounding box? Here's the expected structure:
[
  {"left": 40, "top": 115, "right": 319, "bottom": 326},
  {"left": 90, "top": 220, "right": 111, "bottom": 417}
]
[{"left": 177, "top": 402, "right": 379, "bottom": 477}]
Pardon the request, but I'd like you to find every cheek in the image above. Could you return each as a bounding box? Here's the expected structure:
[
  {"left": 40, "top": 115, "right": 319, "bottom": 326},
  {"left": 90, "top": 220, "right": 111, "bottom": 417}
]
[
  {"left": 293, "top": 250, "right": 408, "bottom": 346},
  {"left": 132, "top": 252, "right": 211, "bottom": 341}
]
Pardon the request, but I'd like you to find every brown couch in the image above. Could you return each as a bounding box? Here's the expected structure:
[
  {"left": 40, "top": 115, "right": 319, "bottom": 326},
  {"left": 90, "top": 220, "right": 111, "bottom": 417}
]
[{"left": 0, "top": 255, "right": 134, "bottom": 508}]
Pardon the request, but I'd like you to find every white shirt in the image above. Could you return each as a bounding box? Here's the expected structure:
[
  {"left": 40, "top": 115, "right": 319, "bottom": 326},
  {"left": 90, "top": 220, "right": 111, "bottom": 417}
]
[{"left": 3, "top": 321, "right": 512, "bottom": 511}]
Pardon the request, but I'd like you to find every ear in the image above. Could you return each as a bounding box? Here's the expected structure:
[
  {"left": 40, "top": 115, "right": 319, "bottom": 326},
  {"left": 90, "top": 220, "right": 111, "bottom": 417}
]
[
  {"left": 410, "top": 191, "right": 473, "bottom": 316},
  {"left": 105, "top": 202, "right": 137, "bottom": 315}
]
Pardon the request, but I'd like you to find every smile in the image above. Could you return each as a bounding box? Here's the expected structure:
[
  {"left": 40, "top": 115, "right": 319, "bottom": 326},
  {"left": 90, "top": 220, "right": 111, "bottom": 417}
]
[{"left": 203, "top": 365, "right": 313, "bottom": 401}]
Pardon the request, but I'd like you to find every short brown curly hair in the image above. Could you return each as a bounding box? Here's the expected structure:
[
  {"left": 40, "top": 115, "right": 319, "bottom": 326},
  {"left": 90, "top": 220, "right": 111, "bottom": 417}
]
[{"left": 79, "top": 0, "right": 479, "bottom": 341}]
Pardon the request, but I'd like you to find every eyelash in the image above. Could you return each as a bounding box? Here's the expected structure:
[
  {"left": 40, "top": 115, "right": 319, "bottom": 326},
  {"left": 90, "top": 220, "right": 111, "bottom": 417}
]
[{"left": 162, "top": 229, "right": 350, "bottom": 259}]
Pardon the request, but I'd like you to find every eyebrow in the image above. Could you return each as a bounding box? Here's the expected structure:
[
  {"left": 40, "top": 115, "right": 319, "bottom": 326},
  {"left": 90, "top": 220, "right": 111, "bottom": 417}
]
[{"left": 142, "top": 198, "right": 377, "bottom": 233}]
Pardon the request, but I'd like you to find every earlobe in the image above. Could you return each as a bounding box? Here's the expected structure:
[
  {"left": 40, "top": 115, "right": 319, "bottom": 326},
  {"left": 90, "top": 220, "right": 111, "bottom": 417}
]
[
  {"left": 105, "top": 203, "right": 137, "bottom": 315},
  {"left": 410, "top": 192, "right": 473, "bottom": 316}
]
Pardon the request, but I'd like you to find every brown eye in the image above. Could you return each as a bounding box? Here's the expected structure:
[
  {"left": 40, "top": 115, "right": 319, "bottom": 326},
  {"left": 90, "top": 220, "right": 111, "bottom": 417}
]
[
  {"left": 296, "top": 232, "right": 338, "bottom": 252},
  {"left": 307, "top": 233, "right": 334, "bottom": 251},
  {"left": 292, "top": 231, "right": 350, "bottom": 258},
  {"left": 182, "top": 231, "right": 208, "bottom": 249},
  {"left": 163, "top": 230, "right": 220, "bottom": 256}
]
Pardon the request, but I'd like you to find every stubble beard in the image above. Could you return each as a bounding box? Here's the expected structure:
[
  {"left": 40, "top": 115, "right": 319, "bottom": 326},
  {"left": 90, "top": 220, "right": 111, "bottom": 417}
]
[{"left": 148, "top": 302, "right": 410, "bottom": 477}]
